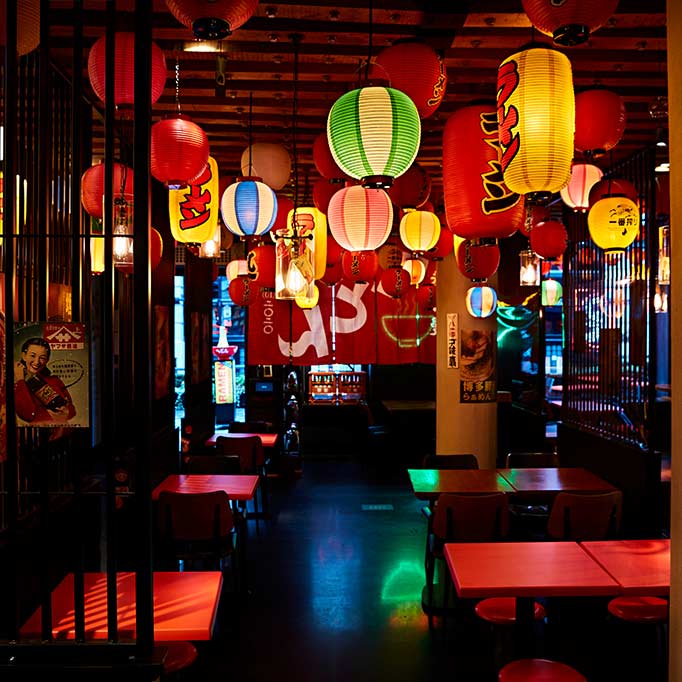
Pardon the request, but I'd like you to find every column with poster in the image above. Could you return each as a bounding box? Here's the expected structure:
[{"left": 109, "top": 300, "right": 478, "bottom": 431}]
[{"left": 460, "top": 327, "right": 497, "bottom": 403}]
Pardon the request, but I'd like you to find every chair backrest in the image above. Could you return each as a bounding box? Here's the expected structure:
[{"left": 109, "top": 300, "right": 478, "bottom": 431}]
[
  {"left": 185, "top": 454, "right": 241, "bottom": 475},
  {"left": 422, "top": 453, "right": 479, "bottom": 470},
  {"left": 157, "top": 490, "right": 233, "bottom": 543},
  {"left": 215, "top": 435, "right": 264, "bottom": 471},
  {"left": 229, "top": 420, "right": 274, "bottom": 434},
  {"left": 432, "top": 493, "right": 509, "bottom": 542},
  {"left": 505, "top": 451, "right": 560, "bottom": 468},
  {"left": 546, "top": 490, "right": 623, "bottom": 541}
]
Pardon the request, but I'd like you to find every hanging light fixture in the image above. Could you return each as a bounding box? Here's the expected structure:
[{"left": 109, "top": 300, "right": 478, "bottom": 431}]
[
  {"left": 90, "top": 219, "right": 105, "bottom": 275},
  {"left": 399, "top": 209, "right": 440, "bottom": 254},
  {"left": 519, "top": 249, "right": 541, "bottom": 286},
  {"left": 465, "top": 285, "right": 498, "bottom": 318},
  {"left": 588, "top": 194, "right": 640, "bottom": 253},
  {"left": 165, "top": 0, "right": 259, "bottom": 40},
  {"left": 560, "top": 163, "right": 603, "bottom": 213},
  {"left": 530, "top": 220, "right": 568, "bottom": 260},
  {"left": 541, "top": 278, "right": 563, "bottom": 306},
  {"left": 81, "top": 161, "right": 134, "bottom": 219},
  {"left": 112, "top": 163, "right": 134, "bottom": 269},
  {"left": 574, "top": 89, "right": 626, "bottom": 160}
]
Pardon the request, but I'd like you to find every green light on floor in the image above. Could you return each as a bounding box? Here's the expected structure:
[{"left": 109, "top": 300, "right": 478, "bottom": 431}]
[{"left": 380, "top": 560, "right": 424, "bottom": 603}]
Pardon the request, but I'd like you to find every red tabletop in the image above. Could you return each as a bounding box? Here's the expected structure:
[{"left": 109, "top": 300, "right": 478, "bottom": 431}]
[
  {"left": 497, "top": 467, "right": 616, "bottom": 495},
  {"left": 580, "top": 539, "right": 670, "bottom": 596},
  {"left": 408, "top": 468, "right": 515, "bottom": 500},
  {"left": 152, "top": 474, "right": 259, "bottom": 502},
  {"left": 205, "top": 431, "right": 278, "bottom": 448},
  {"left": 20, "top": 571, "right": 223, "bottom": 641}
]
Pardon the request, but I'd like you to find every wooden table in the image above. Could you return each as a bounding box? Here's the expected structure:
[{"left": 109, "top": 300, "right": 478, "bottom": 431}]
[
  {"left": 152, "top": 474, "right": 259, "bottom": 503},
  {"left": 20, "top": 571, "right": 223, "bottom": 641},
  {"left": 381, "top": 400, "right": 436, "bottom": 413},
  {"left": 580, "top": 539, "right": 670, "bottom": 596},
  {"left": 408, "top": 468, "right": 515, "bottom": 500},
  {"left": 497, "top": 467, "right": 616, "bottom": 496},
  {"left": 205, "top": 431, "right": 278, "bottom": 448}
]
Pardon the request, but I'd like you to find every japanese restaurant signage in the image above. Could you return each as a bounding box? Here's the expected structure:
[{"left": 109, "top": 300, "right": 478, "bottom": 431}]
[
  {"left": 459, "top": 327, "right": 496, "bottom": 403},
  {"left": 447, "top": 313, "right": 458, "bottom": 368}
]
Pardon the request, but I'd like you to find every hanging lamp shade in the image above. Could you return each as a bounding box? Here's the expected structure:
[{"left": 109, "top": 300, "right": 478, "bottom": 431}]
[
  {"left": 288, "top": 207, "right": 328, "bottom": 280},
  {"left": 455, "top": 240, "right": 501, "bottom": 282},
  {"left": 327, "top": 85, "right": 421, "bottom": 188},
  {"left": 327, "top": 185, "right": 393, "bottom": 251},
  {"left": 225, "top": 258, "right": 248, "bottom": 282},
  {"left": 587, "top": 195, "right": 640, "bottom": 253},
  {"left": 521, "top": 0, "right": 620, "bottom": 47},
  {"left": 443, "top": 103, "right": 524, "bottom": 239},
  {"left": 520, "top": 249, "right": 541, "bottom": 286},
  {"left": 465, "top": 285, "right": 498, "bottom": 318},
  {"left": 165, "top": 0, "right": 259, "bottom": 39},
  {"left": 0, "top": 0, "right": 40, "bottom": 55},
  {"left": 560, "top": 163, "right": 603, "bottom": 213},
  {"left": 241, "top": 143, "right": 291, "bottom": 191},
  {"left": 247, "top": 243, "right": 276, "bottom": 289},
  {"left": 530, "top": 220, "right": 568, "bottom": 259},
  {"left": 372, "top": 40, "right": 447, "bottom": 119},
  {"left": 428, "top": 227, "right": 453, "bottom": 261},
  {"left": 588, "top": 177, "right": 638, "bottom": 207},
  {"left": 169, "top": 155, "right": 219, "bottom": 244},
  {"left": 228, "top": 274, "right": 255, "bottom": 306},
  {"left": 542, "top": 279, "right": 563, "bottom": 306},
  {"left": 312, "top": 132, "right": 350, "bottom": 181},
  {"left": 152, "top": 116, "right": 210, "bottom": 190},
  {"left": 81, "top": 162, "right": 134, "bottom": 219},
  {"left": 115, "top": 227, "right": 164, "bottom": 274},
  {"left": 399, "top": 210, "right": 441, "bottom": 253},
  {"left": 416, "top": 284, "right": 437, "bottom": 312},
  {"left": 313, "top": 178, "right": 342, "bottom": 214},
  {"left": 388, "top": 162, "right": 431, "bottom": 210},
  {"left": 341, "top": 250, "right": 379, "bottom": 283},
  {"left": 380, "top": 267, "right": 411, "bottom": 299},
  {"left": 497, "top": 47, "right": 575, "bottom": 204},
  {"left": 402, "top": 257, "right": 427, "bottom": 285},
  {"left": 295, "top": 284, "right": 320, "bottom": 310},
  {"left": 221, "top": 178, "right": 278, "bottom": 238},
  {"left": 88, "top": 32, "right": 167, "bottom": 109},
  {"left": 574, "top": 89, "right": 627, "bottom": 158}
]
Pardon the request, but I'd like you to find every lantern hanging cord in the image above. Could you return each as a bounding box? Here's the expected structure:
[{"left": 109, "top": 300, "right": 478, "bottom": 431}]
[
  {"left": 291, "top": 34, "right": 302, "bottom": 212},
  {"left": 175, "top": 56, "right": 182, "bottom": 116},
  {"left": 365, "top": 0, "right": 373, "bottom": 81},
  {"left": 248, "top": 91, "right": 253, "bottom": 174}
]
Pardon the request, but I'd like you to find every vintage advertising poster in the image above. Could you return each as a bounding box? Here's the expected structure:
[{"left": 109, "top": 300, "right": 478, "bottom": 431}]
[
  {"left": 14, "top": 322, "right": 89, "bottom": 428},
  {"left": 459, "top": 327, "right": 496, "bottom": 403},
  {"left": 154, "top": 305, "right": 171, "bottom": 400}
]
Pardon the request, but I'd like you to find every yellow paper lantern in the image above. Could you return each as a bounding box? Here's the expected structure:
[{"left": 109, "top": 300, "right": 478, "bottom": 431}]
[
  {"left": 587, "top": 195, "right": 640, "bottom": 253},
  {"left": 90, "top": 220, "right": 105, "bottom": 275},
  {"left": 287, "top": 207, "right": 327, "bottom": 280},
  {"left": 497, "top": 47, "right": 575, "bottom": 204},
  {"left": 295, "top": 284, "right": 320, "bottom": 309},
  {"left": 399, "top": 210, "right": 441, "bottom": 253},
  {"left": 402, "top": 257, "right": 427, "bottom": 285}
]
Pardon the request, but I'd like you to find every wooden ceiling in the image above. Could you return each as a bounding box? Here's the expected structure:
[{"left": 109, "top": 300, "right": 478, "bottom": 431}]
[{"left": 48, "top": 0, "right": 668, "bottom": 200}]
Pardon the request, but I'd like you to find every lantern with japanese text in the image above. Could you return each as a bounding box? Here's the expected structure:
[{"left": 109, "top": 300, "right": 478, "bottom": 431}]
[
  {"left": 465, "top": 286, "right": 498, "bottom": 318},
  {"left": 443, "top": 103, "right": 524, "bottom": 239},
  {"left": 165, "top": 0, "right": 259, "bottom": 39},
  {"left": 247, "top": 243, "right": 276, "bottom": 289},
  {"left": 377, "top": 238, "right": 405, "bottom": 271},
  {"left": 342, "top": 250, "right": 379, "bottom": 283},
  {"left": 455, "top": 240, "right": 501, "bottom": 282},
  {"left": 520, "top": 204, "right": 551, "bottom": 237},
  {"left": 241, "top": 143, "right": 291, "bottom": 191},
  {"left": 81, "top": 162, "right": 134, "bottom": 219},
  {"left": 574, "top": 89, "right": 626, "bottom": 158},
  {"left": 530, "top": 220, "right": 568, "bottom": 260},
  {"left": 380, "top": 267, "right": 411, "bottom": 299},
  {"left": 416, "top": 284, "right": 437, "bottom": 312},
  {"left": 228, "top": 274, "right": 255, "bottom": 306},
  {"left": 221, "top": 177, "right": 278, "bottom": 238},
  {"left": 560, "top": 163, "right": 603, "bottom": 213},
  {"left": 399, "top": 210, "right": 440, "bottom": 253},
  {"left": 588, "top": 195, "right": 640, "bottom": 253},
  {"left": 388, "top": 163, "right": 431, "bottom": 210}
]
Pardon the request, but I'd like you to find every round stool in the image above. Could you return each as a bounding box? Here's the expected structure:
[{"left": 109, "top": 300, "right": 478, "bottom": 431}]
[
  {"left": 476, "top": 597, "right": 546, "bottom": 625},
  {"left": 607, "top": 596, "right": 668, "bottom": 623},
  {"left": 498, "top": 658, "right": 586, "bottom": 682},
  {"left": 162, "top": 641, "right": 198, "bottom": 678}
]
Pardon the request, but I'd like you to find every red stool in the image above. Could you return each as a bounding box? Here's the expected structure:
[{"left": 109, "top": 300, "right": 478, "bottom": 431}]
[
  {"left": 607, "top": 595, "right": 668, "bottom": 623},
  {"left": 498, "top": 658, "right": 586, "bottom": 682},
  {"left": 161, "top": 641, "right": 198, "bottom": 678},
  {"left": 476, "top": 597, "right": 546, "bottom": 625}
]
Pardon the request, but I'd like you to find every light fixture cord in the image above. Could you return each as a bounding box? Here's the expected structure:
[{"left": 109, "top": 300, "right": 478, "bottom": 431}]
[
  {"left": 175, "top": 56, "right": 182, "bottom": 116},
  {"left": 248, "top": 91, "right": 253, "bottom": 174},
  {"left": 292, "top": 34, "right": 301, "bottom": 212},
  {"left": 365, "top": 0, "right": 373, "bottom": 80}
]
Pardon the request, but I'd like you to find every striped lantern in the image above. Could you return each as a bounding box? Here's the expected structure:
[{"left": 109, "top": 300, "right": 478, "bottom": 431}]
[
  {"left": 228, "top": 274, "right": 255, "bottom": 306},
  {"left": 497, "top": 47, "right": 575, "bottom": 204},
  {"left": 560, "top": 163, "right": 603, "bottom": 213},
  {"left": 402, "top": 257, "right": 427, "bottom": 285},
  {"left": 247, "top": 243, "right": 276, "bottom": 289},
  {"left": 312, "top": 132, "right": 350, "bottom": 180},
  {"left": 399, "top": 210, "right": 441, "bottom": 253},
  {"left": 341, "top": 250, "right": 379, "bottom": 283},
  {"left": 588, "top": 195, "right": 640, "bottom": 253},
  {"left": 221, "top": 178, "right": 278, "bottom": 238},
  {"left": 380, "top": 267, "right": 411, "bottom": 299},
  {"left": 574, "top": 89, "right": 627, "bottom": 158},
  {"left": 165, "top": 0, "right": 259, "bottom": 39},
  {"left": 455, "top": 240, "right": 501, "bottom": 282},
  {"left": 81, "top": 162, "right": 134, "bottom": 219},
  {"left": 327, "top": 185, "right": 393, "bottom": 252},
  {"left": 465, "top": 286, "right": 498, "bottom": 318},
  {"left": 388, "top": 163, "right": 431, "bottom": 210},
  {"left": 327, "top": 86, "right": 421, "bottom": 188},
  {"left": 530, "top": 220, "right": 568, "bottom": 260},
  {"left": 225, "top": 258, "right": 248, "bottom": 282},
  {"left": 241, "top": 143, "right": 291, "bottom": 191},
  {"left": 0, "top": 0, "right": 40, "bottom": 55},
  {"left": 443, "top": 103, "right": 524, "bottom": 239}
]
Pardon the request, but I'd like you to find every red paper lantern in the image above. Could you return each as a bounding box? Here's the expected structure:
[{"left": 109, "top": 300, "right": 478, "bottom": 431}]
[
  {"left": 588, "top": 178, "right": 639, "bottom": 207},
  {"left": 428, "top": 227, "right": 453, "bottom": 261},
  {"left": 312, "top": 132, "right": 350, "bottom": 181},
  {"left": 373, "top": 41, "right": 447, "bottom": 119},
  {"left": 443, "top": 103, "right": 524, "bottom": 239},
  {"left": 341, "top": 250, "right": 379, "bottom": 283},
  {"left": 151, "top": 116, "right": 210, "bottom": 189},
  {"left": 81, "top": 162, "right": 134, "bottom": 219},
  {"left": 455, "top": 240, "right": 501, "bottom": 282},
  {"left": 388, "top": 163, "right": 431, "bottom": 210},
  {"left": 574, "top": 89, "right": 627, "bottom": 158},
  {"left": 313, "top": 178, "right": 342, "bottom": 214},
  {"left": 228, "top": 274, "right": 255, "bottom": 306},
  {"left": 424, "top": 259, "right": 438, "bottom": 286},
  {"left": 520, "top": 205, "right": 551, "bottom": 237},
  {"left": 416, "top": 284, "right": 437, "bottom": 312},
  {"left": 380, "top": 267, "right": 411, "bottom": 299},
  {"left": 115, "top": 227, "right": 164, "bottom": 274},
  {"left": 270, "top": 194, "right": 295, "bottom": 234},
  {"left": 0, "top": 0, "right": 40, "bottom": 56},
  {"left": 530, "top": 220, "right": 568, "bottom": 260},
  {"left": 247, "top": 243, "right": 276, "bottom": 289},
  {"left": 377, "top": 238, "right": 405, "bottom": 271},
  {"left": 165, "top": 0, "right": 259, "bottom": 39},
  {"left": 87, "top": 32, "right": 167, "bottom": 109}
]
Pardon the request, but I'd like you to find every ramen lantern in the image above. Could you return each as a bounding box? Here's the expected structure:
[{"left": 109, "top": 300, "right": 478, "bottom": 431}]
[
  {"left": 341, "top": 250, "right": 379, "bottom": 283},
  {"left": 380, "top": 267, "right": 411, "bottom": 299},
  {"left": 455, "top": 240, "right": 501, "bottom": 282}
]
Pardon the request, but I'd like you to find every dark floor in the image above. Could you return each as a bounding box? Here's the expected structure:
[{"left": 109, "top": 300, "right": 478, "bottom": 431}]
[{"left": 181, "top": 458, "right": 663, "bottom": 682}]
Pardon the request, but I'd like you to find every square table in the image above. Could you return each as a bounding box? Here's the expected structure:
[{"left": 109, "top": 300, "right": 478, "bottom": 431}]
[
  {"left": 497, "top": 467, "right": 616, "bottom": 496},
  {"left": 205, "top": 430, "right": 278, "bottom": 448},
  {"left": 580, "top": 539, "right": 670, "bottom": 596},
  {"left": 152, "top": 474, "right": 259, "bottom": 503},
  {"left": 408, "top": 468, "right": 515, "bottom": 501},
  {"left": 20, "top": 571, "right": 223, "bottom": 641}
]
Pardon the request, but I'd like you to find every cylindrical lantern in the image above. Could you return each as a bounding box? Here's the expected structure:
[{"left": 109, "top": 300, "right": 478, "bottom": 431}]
[
  {"left": 588, "top": 195, "right": 640, "bottom": 253},
  {"left": 530, "top": 220, "right": 568, "bottom": 260},
  {"left": 115, "top": 227, "right": 164, "bottom": 274},
  {"left": 497, "top": 47, "right": 575, "bottom": 204},
  {"left": 221, "top": 178, "right": 278, "bottom": 237},
  {"left": 228, "top": 274, "right": 255, "bottom": 306},
  {"left": 388, "top": 163, "right": 431, "bottom": 210},
  {"left": 288, "top": 207, "right": 327, "bottom": 281},
  {"left": 443, "top": 103, "right": 524, "bottom": 239},
  {"left": 402, "top": 257, "right": 427, "bottom": 285},
  {"left": 295, "top": 284, "right": 320, "bottom": 310},
  {"left": 465, "top": 286, "right": 498, "bottom": 318},
  {"left": 588, "top": 177, "right": 638, "bottom": 207},
  {"left": 372, "top": 40, "right": 447, "bottom": 119},
  {"left": 313, "top": 178, "right": 342, "bottom": 214},
  {"left": 455, "top": 240, "right": 501, "bottom": 282},
  {"left": 521, "top": 0, "right": 619, "bottom": 46},
  {"left": 327, "top": 185, "right": 393, "bottom": 251},
  {"left": 241, "top": 143, "right": 291, "bottom": 191},
  {"left": 226, "top": 258, "right": 248, "bottom": 282},
  {"left": 520, "top": 249, "right": 541, "bottom": 286},
  {"left": 81, "top": 162, "right": 134, "bottom": 219},
  {"left": 416, "top": 284, "right": 437, "bottom": 312},
  {"left": 151, "top": 116, "right": 210, "bottom": 189},
  {"left": 312, "top": 132, "right": 350, "bottom": 180},
  {"left": 165, "top": 0, "right": 259, "bottom": 39},
  {"left": 542, "top": 279, "right": 563, "bottom": 306},
  {"left": 560, "top": 163, "right": 603, "bottom": 212},
  {"left": 341, "top": 250, "right": 379, "bottom": 283},
  {"left": 399, "top": 210, "right": 440, "bottom": 253},
  {"left": 327, "top": 85, "right": 421, "bottom": 188},
  {"left": 380, "top": 267, "right": 411, "bottom": 299},
  {"left": 247, "top": 243, "right": 276, "bottom": 289},
  {"left": 87, "top": 32, "right": 167, "bottom": 109},
  {"left": 0, "top": 0, "right": 40, "bottom": 56},
  {"left": 574, "top": 89, "right": 627, "bottom": 158},
  {"left": 428, "top": 227, "right": 453, "bottom": 261}
]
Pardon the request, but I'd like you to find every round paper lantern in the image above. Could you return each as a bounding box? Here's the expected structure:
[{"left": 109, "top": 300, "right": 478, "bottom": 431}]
[
  {"left": 380, "top": 267, "right": 411, "bottom": 299},
  {"left": 497, "top": 47, "right": 575, "bottom": 204},
  {"left": 165, "top": 0, "right": 259, "bottom": 39},
  {"left": 530, "top": 220, "right": 568, "bottom": 259},
  {"left": 465, "top": 286, "right": 497, "bottom": 318},
  {"left": 0, "top": 0, "right": 39, "bottom": 55},
  {"left": 271, "top": 194, "right": 295, "bottom": 233},
  {"left": 372, "top": 41, "right": 447, "bottom": 119},
  {"left": 241, "top": 143, "right": 291, "bottom": 191},
  {"left": 521, "top": 0, "right": 619, "bottom": 46},
  {"left": 81, "top": 162, "right": 134, "bottom": 219},
  {"left": 588, "top": 177, "right": 638, "bottom": 207},
  {"left": 443, "top": 103, "right": 524, "bottom": 239},
  {"left": 416, "top": 284, "right": 437, "bottom": 312},
  {"left": 341, "top": 250, "right": 379, "bottom": 283},
  {"left": 399, "top": 210, "right": 440, "bottom": 253},
  {"left": 402, "top": 257, "right": 427, "bottom": 285},
  {"left": 560, "top": 163, "right": 603, "bottom": 213},
  {"left": 428, "top": 228, "right": 453, "bottom": 261},
  {"left": 151, "top": 116, "right": 209, "bottom": 189},
  {"left": 327, "top": 85, "right": 421, "bottom": 188},
  {"left": 542, "top": 279, "right": 563, "bottom": 306},
  {"left": 228, "top": 274, "right": 255, "bottom": 306},
  {"left": 321, "top": 235, "right": 345, "bottom": 286},
  {"left": 588, "top": 195, "right": 640, "bottom": 253},
  {"left": 313, "top": 178, "right": 342, "bottom": 214},
  {"left": 377, "top": 239, "right": 405, "bottom": 271},
  {"left": 225, "top": 258, "right": 248, "bottom": 282},
  {"left": 574, "top": 89, "right": 627, "bottom": 158},
  {"left": 520, "top": 205, "right": 551, "bottom": 237},
  {"left": 295, "top": 284, "right": 320, "bottom": 309},
  {"left": 221, "top": 178, "right": 278, "bottom": 237},
  {"left": 327, "top": 185, "right": 393, "bottom": 251},
  {"left": 455, "top": 240, "right": 501, "bottom": 282},
  {"left": 388, "top": 163, "right": 431, "bottom": 210},
  {"left": 115, "top": 227, "right": 163, "bottom": 274},
  {"left": 424, "top": 259, "right": 438, "bottom": 286},
  {"left": 88, "top": 32, "right": 167, "bottom": 109},
  {"left": 247, "top": 243, "right": 276, "bottom": 289},
  {"left": 312, "top": 132, "right": 350, "bottom": 180}
]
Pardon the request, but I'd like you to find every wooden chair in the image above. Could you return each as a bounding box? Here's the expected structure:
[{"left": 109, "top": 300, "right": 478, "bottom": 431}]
[{"left": 546, "top": 490, "right": 623, "bottom": 541}]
